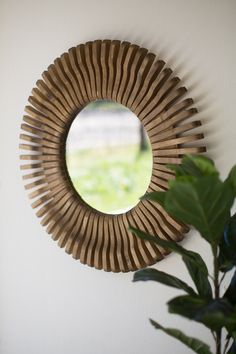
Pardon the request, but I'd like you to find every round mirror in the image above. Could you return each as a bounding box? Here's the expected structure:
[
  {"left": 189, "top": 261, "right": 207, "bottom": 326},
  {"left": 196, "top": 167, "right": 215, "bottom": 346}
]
[
  {"left": 66, "top": 100, "right": 152, "bottom": 214},
  {"left": 20, "top": 40, "right": 205, "bottom": 271}
]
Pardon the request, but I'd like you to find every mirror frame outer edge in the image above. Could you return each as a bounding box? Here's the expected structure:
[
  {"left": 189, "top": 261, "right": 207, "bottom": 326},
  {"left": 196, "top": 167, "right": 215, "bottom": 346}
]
[{"left": 19, "top": 39, "right": 205, "bottom": 272}]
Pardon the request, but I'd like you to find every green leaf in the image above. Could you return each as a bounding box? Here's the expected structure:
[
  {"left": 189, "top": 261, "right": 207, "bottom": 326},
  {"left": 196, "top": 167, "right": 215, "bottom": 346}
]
[
  {"left": 224, "top": 271, "right": 236, "bottom": 306},
  {"left": 198, "top": 310, "right": 236, "bottom": 333},
  {"left": 219, "top": 213, "right": 236, "bottom": 272},
  {"left": 185, "top": 155, "right": 218, "bottom": 176},
  {"left": 167, "top": 155, "right": 218, "bottom": 178},
  {"left": 130, "top": 227, "right": 212, "bottom": 298},
  {"left": 149, "top": 319, "right": 213, "bottom": 354},
  {"left": 143, "top": 156, "right": 235, "bottom": 245},
  {"left": 168, "top": 295, "right": 208, "bottom": 319},
  {"left": 168, "top": 296, "right": 236, "bottom": 332},
  {"left": 181, "top": 255, "right": 212, "bottom": 299},
  {"left": 142, "top": 190, "right": 166, "bottom": 208},
  {"left": 227, "top": 165, "right": 236, "bottom": 196},
  {"left": 133, "top": 268, "right": 196, "bottom": 296},
  {"left": 142, "top": 155, "right": 218, "bottom": 204},
  {"left": 164, "top": 176, "right": 234, "bottom": 244},
  {"left": 168, "top": 175, "right": 195, "bottom": 187}
]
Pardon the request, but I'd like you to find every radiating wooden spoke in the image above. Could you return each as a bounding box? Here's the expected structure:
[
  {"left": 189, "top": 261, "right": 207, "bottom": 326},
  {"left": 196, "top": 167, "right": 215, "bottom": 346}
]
[{"left": 20, "top": 40, "right": 206, "bottom": 272}]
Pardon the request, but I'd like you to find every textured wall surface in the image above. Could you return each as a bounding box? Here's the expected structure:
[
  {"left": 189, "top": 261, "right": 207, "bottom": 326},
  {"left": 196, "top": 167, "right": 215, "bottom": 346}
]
[{"left": 0, "top": 0, "right": 235, "bottom": 353}]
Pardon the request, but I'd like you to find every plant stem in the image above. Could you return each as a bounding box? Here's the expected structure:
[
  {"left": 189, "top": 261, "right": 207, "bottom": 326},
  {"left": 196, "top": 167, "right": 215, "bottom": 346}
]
[
  {"left": 216, "top": 330, "right": 222, "bottom": 354},
  {"left": 213, "top": 250, "right": 220, "bottom": 299},
  {"left": 212, "top": 245, "right": 221, "bottom": 354},
  {"left": 211, "top": 330, "right": 217, "bottom": 341}
]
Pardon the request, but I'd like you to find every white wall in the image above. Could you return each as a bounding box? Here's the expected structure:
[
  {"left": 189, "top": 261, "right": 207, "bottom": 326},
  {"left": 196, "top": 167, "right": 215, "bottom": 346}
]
[{"left": 1, "top": 0, "right": 235, "bottom": 353}]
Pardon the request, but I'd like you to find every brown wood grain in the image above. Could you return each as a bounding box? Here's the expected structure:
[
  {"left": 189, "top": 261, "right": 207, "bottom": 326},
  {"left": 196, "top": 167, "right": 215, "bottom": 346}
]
[{"left": 20, "top": 39, "right": 206, "bottom": 272}]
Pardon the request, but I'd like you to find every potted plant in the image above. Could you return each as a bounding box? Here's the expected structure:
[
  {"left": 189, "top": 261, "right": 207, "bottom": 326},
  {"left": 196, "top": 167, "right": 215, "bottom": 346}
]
[{"left": 130, "top": 155, "right": 236, "bottom": 354}]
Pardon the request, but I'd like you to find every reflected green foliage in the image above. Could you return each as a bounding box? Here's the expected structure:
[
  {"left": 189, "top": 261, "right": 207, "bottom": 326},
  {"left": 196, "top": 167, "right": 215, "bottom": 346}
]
[
  {"left": 66, "top": 144, "right": 152, "bottom": 213},
  {"left": 84, "top": 99, "right": 129, "bottom": 113}
]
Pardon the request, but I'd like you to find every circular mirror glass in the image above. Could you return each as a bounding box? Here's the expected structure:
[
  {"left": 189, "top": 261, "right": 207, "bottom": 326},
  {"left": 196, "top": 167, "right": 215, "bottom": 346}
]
[{"left": 66, "top": 100, "right": 152, "bottom": 214}]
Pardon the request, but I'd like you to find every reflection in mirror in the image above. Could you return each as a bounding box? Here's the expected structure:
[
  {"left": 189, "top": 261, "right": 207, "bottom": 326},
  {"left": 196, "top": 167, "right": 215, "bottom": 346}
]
[{"left": 66, "top": 100, "right": 152, "bottom": 214}]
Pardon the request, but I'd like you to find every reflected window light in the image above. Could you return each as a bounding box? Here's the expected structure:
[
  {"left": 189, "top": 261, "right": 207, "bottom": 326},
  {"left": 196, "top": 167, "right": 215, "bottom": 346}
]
[{"left": 66, "top": 100, "right": 152, "bottom": 214}]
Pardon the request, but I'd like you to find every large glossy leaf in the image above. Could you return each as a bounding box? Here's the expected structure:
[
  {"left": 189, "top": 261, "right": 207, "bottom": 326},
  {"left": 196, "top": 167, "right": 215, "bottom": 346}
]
[
  {"left": 147, "top": 176, "right": 234, "bottom": 245},
  {"left": 144, "top": 154, "right": 219, "bottom": 206},
  {"left": 149, "top": 319, "right": 213, "bottom": 354},
  {"left": 219, "top": 213, "right": 236, "bottom": 272},
  {"left": 133, "top": 268, "right": 196, "bottom": 296},
  {"left": 143, "top": 190, "right": 166, "bottom": 208},
  {"left": 181, "top": 254, "right": 212, "bottom": 299},
  {"left": 166, "top": 176, "right": 234, "bottom": 244},
  {"left": 227, "top": 165, "right": 236, "bottom": 196},
  {"left": 130, "top": 228, "right": 212, "bottom": 298},
  {"left": 144, "top": 157, "right": 235, "bottom": 246},
  {"left": 141, "top": 191, "right": 168, "bottom": 208},
  {"left": 224, "top": 271, "right": 236, "bottom": 306},
  {"left": 168, "top": 295, "right": 208, "bottom": 318},
  {"left": 167, "top": 155, "right": 218, "bottom": 178},
  {"left": 168, "top": 295, "right": 236, "bottom": 331}
]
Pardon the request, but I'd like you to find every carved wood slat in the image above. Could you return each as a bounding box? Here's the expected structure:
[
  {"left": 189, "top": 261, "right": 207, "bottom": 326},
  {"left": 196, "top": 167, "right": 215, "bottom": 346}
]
[{"left": 19, "top": 40, "right": 206, "bottom": 272}]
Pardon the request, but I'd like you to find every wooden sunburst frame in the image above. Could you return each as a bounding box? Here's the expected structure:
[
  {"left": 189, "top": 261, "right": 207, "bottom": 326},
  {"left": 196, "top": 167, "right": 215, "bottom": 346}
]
[{"left": 19, "top": 39, "right": 205, "bottom": 272}]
